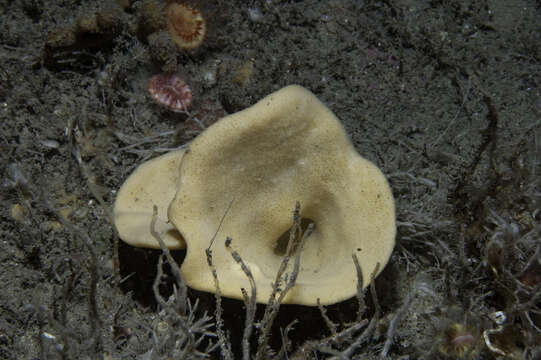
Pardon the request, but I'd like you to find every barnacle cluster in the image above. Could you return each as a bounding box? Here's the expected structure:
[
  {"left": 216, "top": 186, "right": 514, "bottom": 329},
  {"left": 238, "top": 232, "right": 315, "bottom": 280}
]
[
  {"left": 44, "top": 6, "right": 124, "bottom": 69},
  {"left": 136, "top": 0, "right": 208, "bottom": 50},
  {"left": 135, "top": 0, "right": 212, "bottom": 71}
]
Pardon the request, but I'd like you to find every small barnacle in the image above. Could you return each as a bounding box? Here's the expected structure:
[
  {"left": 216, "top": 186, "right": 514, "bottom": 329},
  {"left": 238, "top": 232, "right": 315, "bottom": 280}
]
[
  {"left": 233, "top": 60, "right": 255, "bottom": 86},
  {"left": 135, "top": 0, "right": 166, "bottom": 41},
  {"left": 76, "top": 14, "right": 100, "bottom": 34},
  {"left": 438, "top": 323, "right": 481, "bottom": 358},
  {"left": 148, "top": 73, "right": 192, "bottom": 112},
  {"left": 45, "top": 27, "right": 78, "bottom": 49},
  {"left": 518, "top": 257, "right": 541, "bottom": 287},
  {"left": 165, "top": 1, "right": 206, "bottom": 50}
]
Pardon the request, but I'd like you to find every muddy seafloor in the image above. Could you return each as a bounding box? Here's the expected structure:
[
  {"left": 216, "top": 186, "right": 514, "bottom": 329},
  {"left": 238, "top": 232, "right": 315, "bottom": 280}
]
[{"left": 1, "top": 0, "right": 540, "bottom": 359}]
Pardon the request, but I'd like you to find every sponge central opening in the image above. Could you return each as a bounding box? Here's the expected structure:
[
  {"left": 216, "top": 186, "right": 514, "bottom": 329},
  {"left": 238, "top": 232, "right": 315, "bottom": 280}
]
[{"left": 273, "top": 217, "right": 315, "bottom": 256}]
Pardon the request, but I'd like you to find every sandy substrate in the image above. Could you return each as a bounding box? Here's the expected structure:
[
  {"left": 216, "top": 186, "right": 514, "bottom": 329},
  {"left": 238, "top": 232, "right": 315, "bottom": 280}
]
[{"left": 1, "top": 0, "right": 540, "bottom": 358}]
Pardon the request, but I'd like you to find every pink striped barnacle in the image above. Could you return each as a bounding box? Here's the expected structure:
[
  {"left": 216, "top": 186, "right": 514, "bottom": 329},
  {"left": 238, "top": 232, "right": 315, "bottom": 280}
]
[{"left": 148, "top": 73, "right": 192, "bottom": 112}]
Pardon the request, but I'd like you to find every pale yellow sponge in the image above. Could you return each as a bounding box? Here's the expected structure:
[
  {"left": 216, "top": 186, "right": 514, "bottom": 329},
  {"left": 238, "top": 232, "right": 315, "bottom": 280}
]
[
  {"left": 168, "top": 85, "right": 396, "bottom": 305},
  {"left": 114, "top": 149, "right": 186, "bottom": 249}
]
